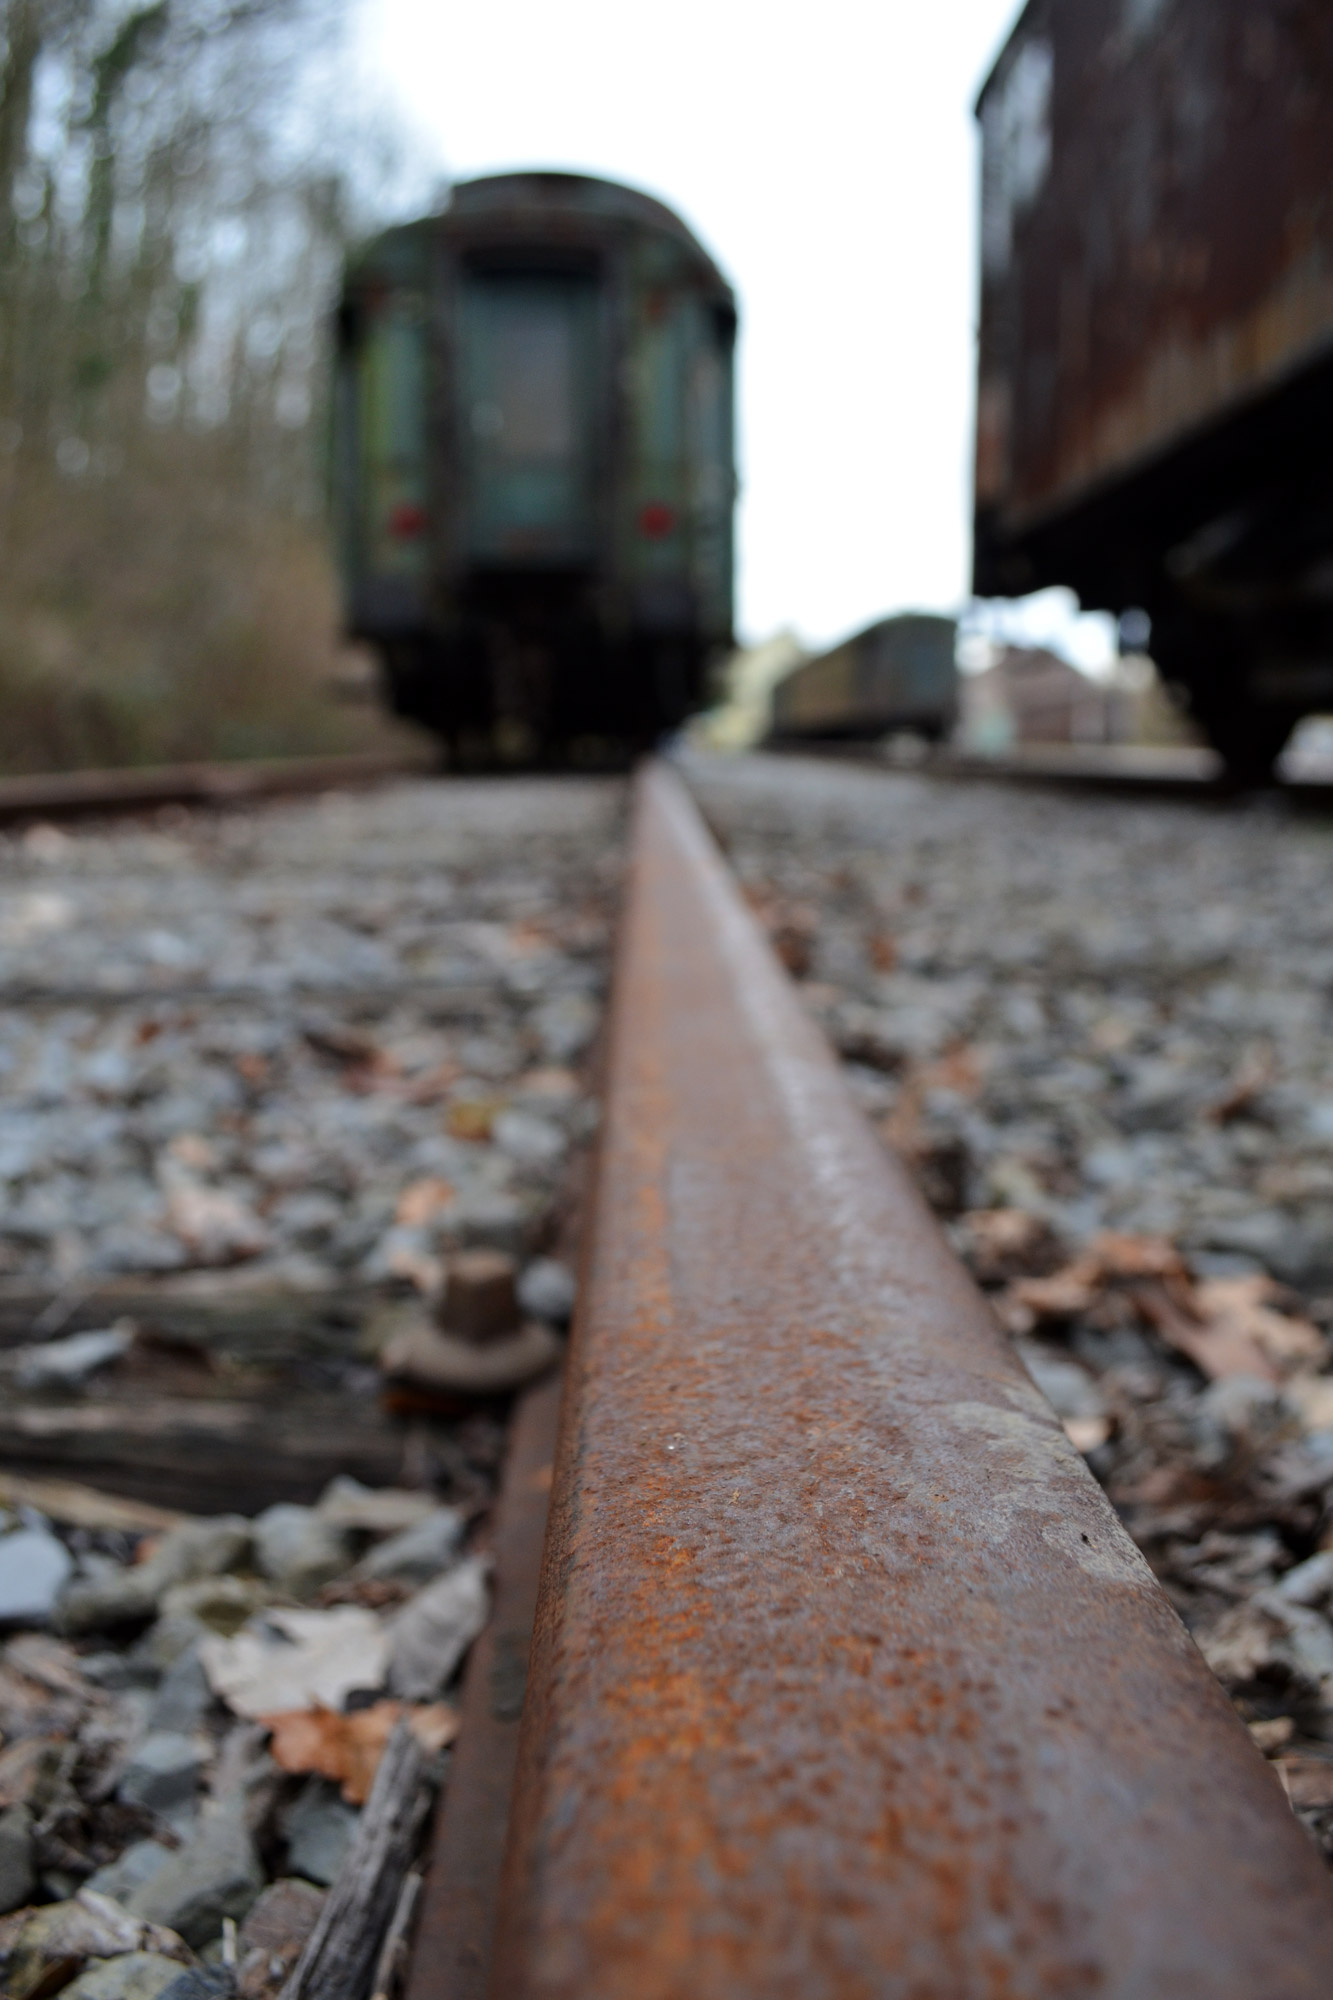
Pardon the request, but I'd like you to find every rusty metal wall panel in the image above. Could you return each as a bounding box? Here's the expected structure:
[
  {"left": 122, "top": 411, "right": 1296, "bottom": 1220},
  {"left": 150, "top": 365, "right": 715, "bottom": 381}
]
[
  {"left": 976, "top": 0, "right": 1333, "bottom": 540},
  {"left": 490, "top": 761, "right": 1333, "bottom": 1999}
]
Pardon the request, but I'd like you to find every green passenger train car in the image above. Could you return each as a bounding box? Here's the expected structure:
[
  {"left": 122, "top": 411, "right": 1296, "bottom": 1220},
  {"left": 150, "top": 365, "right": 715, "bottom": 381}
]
[{"left": 332, "top": 172, "right": 737, "bottom": 756}]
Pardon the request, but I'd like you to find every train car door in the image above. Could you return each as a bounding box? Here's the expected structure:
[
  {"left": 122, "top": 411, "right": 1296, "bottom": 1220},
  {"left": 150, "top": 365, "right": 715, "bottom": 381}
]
[{"left": 459, "top": 272, "right": 599, "bottom": 567}]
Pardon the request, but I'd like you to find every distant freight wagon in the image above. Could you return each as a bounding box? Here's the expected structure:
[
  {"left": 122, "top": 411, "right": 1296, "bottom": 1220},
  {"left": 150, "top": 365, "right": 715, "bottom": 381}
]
[
  {"left": 973, "top": 0, "right": 1333, "bottom": 780},
  {"left": 333, "top": 173, "right": 737, "bottom": 759},
  {"left": 769, "top": 615, "right": 958, "bottom": 744}
]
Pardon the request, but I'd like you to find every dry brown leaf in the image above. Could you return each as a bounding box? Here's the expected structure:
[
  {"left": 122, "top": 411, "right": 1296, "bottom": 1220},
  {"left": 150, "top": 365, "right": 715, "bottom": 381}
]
[
  {"left": 999, "top": 1233, "right": 1201, "bottom": 1334},
  {"left": 507, "top": 920, "right": 553, "bottom": 955},
  {"left": 394, "top": 1178, "right": 456, "bottom": 1228},
  {"left": 405, "top": 1063, "right": 461, "bottom": 1106},
  {"left": 0, "top": 1664, "right": 80, "bottom": 1741},
  {"left": 1007, "top": 1256, "right": 1102, "bottom": 1322},
  {"left": 1090, "top": 1232, "right": 1189, "bottom": 1282},
  {"left": 0, "top": 1473, "right": 188, "bottom": 1536},
  {"left": 1130, "top": 1280, "right": 1276, "bottom": 1382},
  {"left": 1192, "top": 1276, "right": 1325, "bottom": 1374},
  {"left": 383, "top": 1243, "right": 443, "bottom": 1295},
  {"left": 166, "top": 1183, "right": 268, "bottom": 1265},
  {"left": 1130, "top": 1273, "right": 1321, "bottom": 1383},
  {"left": 920, "top": 1043, "right": 983, "bottom": 1098},
  {"left": 304, "top": 1025, "right": 388, "bottom": 1069},
  {"left": 260, "top": 1700, "right": 458, "bottom": 1804},
  {"left": 1248, "top": 1716, "right": 1294, "bottom": 1755},
  {"left": 1063, "top": 1415, "right": 1112, "bottom": 1454},
  {"left": 1208, "top": 1048, "right": 1275, "bottom": 1125},
  {"left": 1277, "top": 1755, "right": 1333, "bottom": 1810},
  {"left": 742, "top": 887, "right": 819, "bottom": 979},
  {"left": 961, "top": 1208, "right": 1063, "bottom": 1284},
  {"left": 447, "top": 1098, "right": 501, "bottom": 1143},
  {"left": 0, "top": 1736, "right": 66, "bottom": 1809},
  {"left": 3, "top": 1637, "right": 92, "bottom": 1700},
  {"left": 515, "top": 1065, "right": 579, "bottom": 1099}
]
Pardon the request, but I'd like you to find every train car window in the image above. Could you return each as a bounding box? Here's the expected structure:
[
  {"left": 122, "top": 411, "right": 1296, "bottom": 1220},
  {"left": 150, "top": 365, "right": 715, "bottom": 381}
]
[
  {"left": 460, "top": 272, "right": 599, "bottom": 563},
  {"left": 488, "top": 307, "right": 576, "bottom": 458}
]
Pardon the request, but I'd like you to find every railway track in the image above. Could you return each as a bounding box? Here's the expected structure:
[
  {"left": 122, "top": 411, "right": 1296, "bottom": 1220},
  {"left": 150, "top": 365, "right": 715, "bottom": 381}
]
[
  {"left": 405, "top": 760, "right": 1333, "bottom": 1998},
  {"left": 776, "top": 735, "right": 1333, "bottom": 808},
  {"left": 0, "top": 750, "right": 434, "bottom": 826},
  {"left": 3, "top": 754, "right": 1333, "bottom": 1993}
]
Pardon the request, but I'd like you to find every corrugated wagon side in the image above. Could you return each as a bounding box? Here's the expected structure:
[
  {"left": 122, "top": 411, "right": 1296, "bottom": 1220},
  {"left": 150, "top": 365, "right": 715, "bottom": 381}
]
[{"left": 974, "top": 0, "right": 1333, "bottom": 779}]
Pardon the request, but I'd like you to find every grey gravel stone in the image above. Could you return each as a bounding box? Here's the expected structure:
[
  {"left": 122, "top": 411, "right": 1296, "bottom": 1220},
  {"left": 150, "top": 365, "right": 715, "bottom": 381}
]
[
  {"left": 492, "top": 1108, "right": 565, "bottom": 1167},
  {"left": 82, "top": 1650, "right": 162, "bottom": 1692},
  {"left": 281, "top": 1779, "right": 359, "bottom": 1887},
  {"left": 118, "top": 1732, "right": 206, "bottom": 1829},
  {"left": 236, "top": 1876, "right": 324, "bottom": 1989},
  {"left": 517, "top": 1256, "right": 576, "bottom": 1323},
  {"left": 0, "top": 1802, "right": 35, "bottom": 1913},
  {"left": 352, "top": 1507, "right": 465, "bottom": 1586},
  {"left": 12, "top": 1324, "right": 134, "bottom": 1389},
  {"left": 387, "top": 1553, "right": 490, "bottom": 1700},
  {"left": 60, "top": 1953, "right": 190, "bottom": 2000},
  {"left": 146, "top": 1578, "right": 270, "bottom": 1663},
  {"left": 0, "top": 1519, "right": 73, "bottom": 1625},
  {"left": 157, "top": 1969, "right": 236, "bottom": 2000},
  {"left": 531, "top": 991, "right": 598, "bottom": 1062},
  {"left": 440, "top": 1188, "right": 531, "bottom": 1255},
  {"left": 148, "top": 1649, "right": 214, "bottom": 1736},
  {"left": 251, "top": 1505, "right": 350, "bottom": 1600},
  {"left": 85, "top": 1839, "right": 174, "bottom": 1908},
  {"left": 59, "top": 1519, "right": 250, "bottom": 1636},
  {"left": 128, "top": 1802, "right": 263, "bottom": 1947}
]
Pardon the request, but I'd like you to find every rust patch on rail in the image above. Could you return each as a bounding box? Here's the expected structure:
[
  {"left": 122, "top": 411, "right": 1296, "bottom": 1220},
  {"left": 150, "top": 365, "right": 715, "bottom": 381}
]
[{"left": 489, "top": 763, "right": 1333, "bottom": 1999}]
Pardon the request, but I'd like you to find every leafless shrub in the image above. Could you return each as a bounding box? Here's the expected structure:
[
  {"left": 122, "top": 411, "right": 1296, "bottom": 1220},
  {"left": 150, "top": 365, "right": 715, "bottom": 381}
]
[{"left": 0, "top": 0, "right": 432, "bottom": 768}]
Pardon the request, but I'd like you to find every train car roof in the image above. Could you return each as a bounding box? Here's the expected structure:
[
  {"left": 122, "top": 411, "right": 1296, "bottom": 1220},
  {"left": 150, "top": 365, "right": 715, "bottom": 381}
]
[
  {"left": 451, "top": 171, "right": 701, "bottom": 246},
  {"left": 347, "top": 171, "right": 731, "bottom": 299},
  {"left": 974, "top": 1, "right": 1039, "bottom": 114}
]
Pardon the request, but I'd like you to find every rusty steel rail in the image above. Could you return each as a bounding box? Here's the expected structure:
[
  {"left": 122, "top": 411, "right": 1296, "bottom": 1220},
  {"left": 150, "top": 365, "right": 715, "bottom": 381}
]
[
  {"left": 772, "top": 739, "right": 1333, "bottom": 807},
  {"left": 0, "top": 750, "right": 433, "bottom": 826},
  {"left": 406, "top": 1372, "right": 564, "bottom": 2000},
  {"left": 482, "top": 759, "right": 1333, "bottom": 1998}
]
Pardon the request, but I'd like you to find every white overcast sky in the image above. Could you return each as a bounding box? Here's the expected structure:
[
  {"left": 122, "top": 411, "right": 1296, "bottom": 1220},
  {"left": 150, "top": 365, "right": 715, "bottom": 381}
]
[{"left": 348, "top": 0, "right": 1112, "bottom": 665}]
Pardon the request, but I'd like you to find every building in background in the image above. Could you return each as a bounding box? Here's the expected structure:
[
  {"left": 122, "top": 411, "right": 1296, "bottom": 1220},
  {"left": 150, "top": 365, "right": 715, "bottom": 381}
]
[{"left": 959, "top": 648, "right": 1197, "bottom": 753}]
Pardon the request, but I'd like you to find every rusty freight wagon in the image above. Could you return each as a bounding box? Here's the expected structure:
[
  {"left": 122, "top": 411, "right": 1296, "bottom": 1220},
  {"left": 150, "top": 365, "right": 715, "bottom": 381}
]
[
  {"left": 973, "top": 0, "right": 1333, "bottom": 780},
  {"left": 332, "top": 173, "right": 737, "bottom": 758},
  {"left": 769, "top": 614, "right": 958, "bottom": 744}
]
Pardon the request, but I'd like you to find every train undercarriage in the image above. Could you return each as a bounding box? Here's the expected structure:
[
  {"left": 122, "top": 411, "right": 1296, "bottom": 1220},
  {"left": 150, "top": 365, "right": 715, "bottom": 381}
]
[{"left": 375, "top": 574, "right": 710, "bottom": 766}]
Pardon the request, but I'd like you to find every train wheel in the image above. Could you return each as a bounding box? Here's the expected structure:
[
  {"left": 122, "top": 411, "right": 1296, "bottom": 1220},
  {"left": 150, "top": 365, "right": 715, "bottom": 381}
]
[
  {"left": 1151, "top": 620, "right": 1295, "bottom": 786},
  {"left": 1197, "top": 703, "right": 1298, "bottom": 788}
]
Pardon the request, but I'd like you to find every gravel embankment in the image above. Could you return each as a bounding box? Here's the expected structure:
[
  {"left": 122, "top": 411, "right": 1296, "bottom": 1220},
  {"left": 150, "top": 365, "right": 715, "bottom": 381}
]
[
  {"left": 0, "top": 775, "right": 623, "bottom": 1995},
  {"left": 0, "top": 779, "right": 622, "bottom": 1294},
  {"left": 687, "top": 748, "right": 1333, "bottom": 1857}
]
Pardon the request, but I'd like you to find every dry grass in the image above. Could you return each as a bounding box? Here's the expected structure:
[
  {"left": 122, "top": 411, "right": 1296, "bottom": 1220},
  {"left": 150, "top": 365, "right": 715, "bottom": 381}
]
[{"left": 0, "top": 429, "right": 427, "bottom": 774}]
